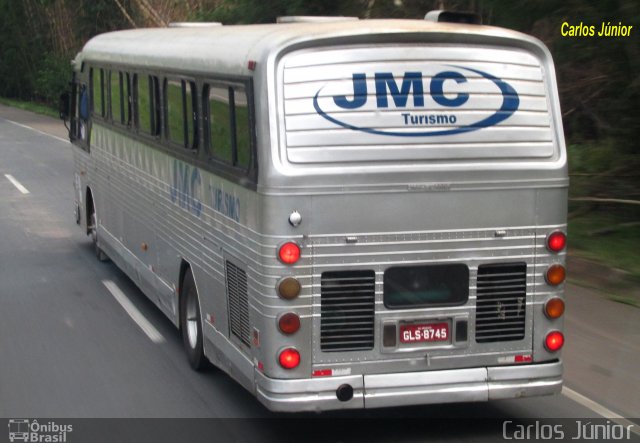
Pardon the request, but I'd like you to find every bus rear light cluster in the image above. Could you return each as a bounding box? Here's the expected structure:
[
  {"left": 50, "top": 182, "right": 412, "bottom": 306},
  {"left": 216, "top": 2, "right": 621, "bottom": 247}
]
[
  {"left": 277, "top": 277, "right": 301, "bottom": 300},
  {"left": 278, "top": 348, "right": 301, "bottom": 369},
  {"left": 545, "top": 331, "right": 564, "bottom": 352},
  {"left": 278, "top": 242, "right": 301, "bottom": 265},
  {"left": 278, "top": 312, "right": 301, "bottom": 335},
  {"left": 544, "top": 297, "right": 565, "bottom": 319},
  {"left": 545, "top": 264, "right": 566, "bottom": 286},
  {"left": 546, "top": 231, "right": 567, "bottom": 253}
]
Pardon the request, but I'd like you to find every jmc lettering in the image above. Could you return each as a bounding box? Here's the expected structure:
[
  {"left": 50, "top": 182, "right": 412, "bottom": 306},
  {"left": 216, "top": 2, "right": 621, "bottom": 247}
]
[
  {"left": 333, "top": 71, "right": 469, "bottom": 109},
  {"left": 170, "top": 160, "right": 202, "bottom": 217}
]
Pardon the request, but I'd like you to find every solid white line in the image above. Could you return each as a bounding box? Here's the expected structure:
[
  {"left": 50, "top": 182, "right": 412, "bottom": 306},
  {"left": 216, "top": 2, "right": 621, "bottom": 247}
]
[
  {"left": 4, "top": 174, "right": 30, "bottom": 194},
  {"left": 562, "top": 387, "right": 639, "bottom": 435},
  {"left": 3, "top": 118, "right": 69, "bottom": 144},
  {"left": 102, "top": 280, "right": 165, "bottom": 344}
]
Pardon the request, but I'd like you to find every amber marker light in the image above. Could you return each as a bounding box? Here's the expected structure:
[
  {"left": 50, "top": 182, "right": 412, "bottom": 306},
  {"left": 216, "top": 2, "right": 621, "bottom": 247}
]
[
  {"left": 277, "top": 277, "right": 301, "bottom": 300},
  {"left": 278, "top": 242, "right": 301, "bottom": 265},
  {"left": 545, "top": 297, "right": 565, "bottom": 319},
  {"left": 545, "top": 264, "right": 566, "bottom": 286},
  {"left": 545, "top": 331, "right": 564, "bottom": 352}
]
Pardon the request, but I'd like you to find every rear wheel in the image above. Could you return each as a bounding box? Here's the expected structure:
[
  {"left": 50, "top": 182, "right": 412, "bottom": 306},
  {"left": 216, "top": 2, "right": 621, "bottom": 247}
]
[{"left": 180, "top": 268, "right": 209, "bottom": 371}]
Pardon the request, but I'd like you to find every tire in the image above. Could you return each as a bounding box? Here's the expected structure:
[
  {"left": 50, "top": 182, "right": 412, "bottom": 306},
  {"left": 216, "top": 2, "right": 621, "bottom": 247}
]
[
  {"left": 89, "top": 210, "right": 109, "bottom": 262},
  {"left": 180, "top": 268, "right": 209, "bottom": 371}
]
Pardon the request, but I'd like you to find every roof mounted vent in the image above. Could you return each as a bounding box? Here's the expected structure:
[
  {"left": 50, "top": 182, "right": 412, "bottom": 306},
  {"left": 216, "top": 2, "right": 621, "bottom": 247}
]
[
  {"left": 424, "top": 10, "right": 482, "bottom": 25},
  {"left": 277, "top": 16, "right": 359, "bottom": 24},
  {"left": 168, "top": 22, "right": 222, "bottom": 27}
]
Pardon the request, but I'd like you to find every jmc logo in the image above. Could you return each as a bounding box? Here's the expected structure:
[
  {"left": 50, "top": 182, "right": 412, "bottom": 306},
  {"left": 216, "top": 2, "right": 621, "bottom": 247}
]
[{"left": 313, "top": 66, "right": 520, "bottom": 137}]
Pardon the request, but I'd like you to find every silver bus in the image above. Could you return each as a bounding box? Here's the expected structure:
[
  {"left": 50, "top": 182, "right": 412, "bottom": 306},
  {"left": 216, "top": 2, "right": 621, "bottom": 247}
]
[{"left": 63, "top": 14, "right": 568, "bottom": 412}]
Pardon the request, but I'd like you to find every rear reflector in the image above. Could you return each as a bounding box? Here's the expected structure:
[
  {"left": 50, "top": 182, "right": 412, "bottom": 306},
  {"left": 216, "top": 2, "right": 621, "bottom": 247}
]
[{"left": 278, "top": 312, "right": 301, "bottom": 335}]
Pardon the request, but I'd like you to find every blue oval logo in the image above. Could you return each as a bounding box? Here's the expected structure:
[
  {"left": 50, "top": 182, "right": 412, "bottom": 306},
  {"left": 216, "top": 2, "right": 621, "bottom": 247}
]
[{"left": 312, "top": 66, "right": 520, "bottom": 137}]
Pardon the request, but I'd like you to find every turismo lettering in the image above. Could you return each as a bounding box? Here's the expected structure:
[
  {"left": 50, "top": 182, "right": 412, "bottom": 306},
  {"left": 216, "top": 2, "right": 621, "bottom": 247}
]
[{"left": 210, "top": 186, "right": 240, "bottom": 222}]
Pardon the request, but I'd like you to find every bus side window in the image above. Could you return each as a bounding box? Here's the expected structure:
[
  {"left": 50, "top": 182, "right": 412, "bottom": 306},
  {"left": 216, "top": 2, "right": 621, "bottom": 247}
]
[
  {"left": 123, "top": 73, "right": 131, "bottom": 126},
  {"left": 208, "top": 85, "right": 233, "bottom": 163},
  {"left": 233, "top": 87, "right": 251, "bottom": 170},
  {"left": 137, "top": 74, "right": 152, "bottom": 134},
  {"left": 166, "top": 78, "right": 197, "bottom": 149},
  {"left": 110, "top": 71, "right": 122, "bottom": 123},
  {"left": 166, "top": 79, "right": 185, "bottom": 146},
  {"left": 206, "top": 83, "right": 251, "bottom": 171},
  {"left": 91, "top": 68, "right": 104, "bottom": 117}
]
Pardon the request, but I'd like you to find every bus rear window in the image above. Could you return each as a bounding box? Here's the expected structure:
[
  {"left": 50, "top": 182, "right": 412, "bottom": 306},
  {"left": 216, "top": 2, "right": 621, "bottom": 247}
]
[{"left": 384, "top": 264, "right": 469, "bottom": 309}]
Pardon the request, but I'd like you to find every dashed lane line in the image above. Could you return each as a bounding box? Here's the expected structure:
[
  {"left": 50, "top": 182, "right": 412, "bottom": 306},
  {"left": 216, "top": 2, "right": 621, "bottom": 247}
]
[
  {"left": 562, "top": 387, "right": 639, "bottom": 435},
  {"left": 102, "top": 279, "right": 165, "bottom": 344},
  {"left": 4, "top": 174, "right": 30, "bottom": 194}
]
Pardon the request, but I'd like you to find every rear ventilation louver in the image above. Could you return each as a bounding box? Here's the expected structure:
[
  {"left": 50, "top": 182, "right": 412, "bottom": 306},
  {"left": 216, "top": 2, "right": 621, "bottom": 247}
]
[
  {"left": 321, "top": 270, "right": 375, "bottom": 352},
  {"left": 226, "top": 261, "right": 250, "bottom": 347},
  {"left": 475, "top": 262, "right": 527, "bottom": 343}
]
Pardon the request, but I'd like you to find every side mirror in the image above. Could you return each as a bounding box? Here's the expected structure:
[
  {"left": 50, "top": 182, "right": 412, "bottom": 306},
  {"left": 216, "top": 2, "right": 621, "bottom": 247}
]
[{"left": 59, "top": 92, "right": 70, "bottom": 121}]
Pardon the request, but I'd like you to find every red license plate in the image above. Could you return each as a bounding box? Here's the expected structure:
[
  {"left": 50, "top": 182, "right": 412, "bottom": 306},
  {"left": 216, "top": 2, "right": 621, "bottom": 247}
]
[{"left": 400, "top": 322, "right": 449, "bottom": 343}]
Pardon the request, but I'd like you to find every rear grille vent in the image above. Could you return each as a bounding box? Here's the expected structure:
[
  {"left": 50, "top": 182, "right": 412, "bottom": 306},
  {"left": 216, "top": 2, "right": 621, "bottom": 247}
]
[
  {"left": 226, "top": 260, "right": 250, "bottom": 347},
  {"left": 321, "top": 270, "right": 375, "bottom": 352},
  {"left": 475, "top": 262, "right": 527, "bottom": 343}
]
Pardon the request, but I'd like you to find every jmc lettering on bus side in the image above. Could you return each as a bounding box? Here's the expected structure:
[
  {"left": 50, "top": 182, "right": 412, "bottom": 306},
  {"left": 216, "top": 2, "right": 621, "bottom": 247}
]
[{"left": 170, "top": 160, "right": 202, "bottom": 217}]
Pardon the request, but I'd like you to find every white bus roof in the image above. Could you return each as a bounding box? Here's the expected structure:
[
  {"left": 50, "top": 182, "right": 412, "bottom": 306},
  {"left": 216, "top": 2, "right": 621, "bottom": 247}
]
[{"left": 75, "top": 19, "right": 540, "bottom": 76}]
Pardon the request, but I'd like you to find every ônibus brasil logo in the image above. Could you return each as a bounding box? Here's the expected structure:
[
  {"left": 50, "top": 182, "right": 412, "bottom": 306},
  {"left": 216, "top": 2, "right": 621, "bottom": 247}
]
[{"left": 312, "top": 66, "right": 520, "bottom": 137}]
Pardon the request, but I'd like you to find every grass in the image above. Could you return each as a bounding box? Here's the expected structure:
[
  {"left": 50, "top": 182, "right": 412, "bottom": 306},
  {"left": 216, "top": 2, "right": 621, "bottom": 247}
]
[{"left": 0, "top": 96, "right": 58, "bottom": 119}]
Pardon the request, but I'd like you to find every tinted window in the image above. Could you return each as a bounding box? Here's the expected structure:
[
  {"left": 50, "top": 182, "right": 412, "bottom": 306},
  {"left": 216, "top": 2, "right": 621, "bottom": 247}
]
[
  {"left": 110, "top": 71, "right": 121, "bottom": 122},
  {"left": 91, "top": 68, "right": 103, "bottom": 117},
  {"left": 166, "top": 79, "right": 197, "bottom": 149},
  {"left": 209, "top": 85, "right": 233, "bottom": 162},
  {"left": 137, "top": 74, "right": 152, "bottom": 134},
  {"left": 384, "top": 264, "right": 469, "bottom": 308}
]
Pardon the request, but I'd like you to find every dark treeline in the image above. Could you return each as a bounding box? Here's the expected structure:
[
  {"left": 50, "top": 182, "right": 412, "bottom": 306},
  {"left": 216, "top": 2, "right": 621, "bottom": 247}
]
[{"left": 0, "top": 0, "right": 638, "bottom": 199}]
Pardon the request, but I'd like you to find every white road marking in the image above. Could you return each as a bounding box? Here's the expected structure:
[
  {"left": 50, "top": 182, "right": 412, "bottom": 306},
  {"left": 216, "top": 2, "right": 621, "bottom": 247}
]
[
  {"left": 102, "top": 280, "right": 165, "bottom": 344},
  {"left": 5, "top": 174, "right": 30, "bottom": 194},
  {"left": 3, "top": 118, "right": 69, "bottom": 144},
  {"left": 562, "top": 387, "right": 639, "bottom": 435}
]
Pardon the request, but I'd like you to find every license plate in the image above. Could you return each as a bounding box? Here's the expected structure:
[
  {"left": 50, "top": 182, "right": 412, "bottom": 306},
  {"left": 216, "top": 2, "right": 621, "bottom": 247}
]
[{"left": 400, "top": 322, "right": 449, "bottom": 344}]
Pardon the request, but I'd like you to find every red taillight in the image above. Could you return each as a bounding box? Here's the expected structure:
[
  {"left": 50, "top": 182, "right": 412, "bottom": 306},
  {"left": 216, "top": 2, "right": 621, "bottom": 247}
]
[
  {"left": 547, "top": 231, "right": 567, "bottom": 253},
  {"left": 278, "top": 348, "right": 300, "bottom": 369},
  {"left": 278, "top": 242, "right": 301, "bottom": 265},
  {"left": 545, "top": 331, "right": 564, "bottom": 352},
  {"left": 278, "top": 312, "right": 301, "bottom": 335}
]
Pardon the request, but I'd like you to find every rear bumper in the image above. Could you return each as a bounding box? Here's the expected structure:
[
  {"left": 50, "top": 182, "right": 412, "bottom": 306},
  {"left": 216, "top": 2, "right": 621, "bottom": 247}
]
[{"left": 255, "top": 360, "right": 562, "bottom": 412}]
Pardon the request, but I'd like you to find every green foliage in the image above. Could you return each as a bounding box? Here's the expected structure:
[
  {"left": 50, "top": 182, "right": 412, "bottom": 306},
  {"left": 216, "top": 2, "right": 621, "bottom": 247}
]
[{"left": 34, "top": 54, "right": 72, "bottom": 105}]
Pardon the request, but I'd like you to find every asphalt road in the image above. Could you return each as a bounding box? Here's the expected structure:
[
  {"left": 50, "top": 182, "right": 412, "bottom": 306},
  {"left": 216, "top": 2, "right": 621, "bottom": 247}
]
[{"left": 0, "top": 105, "right": 638, "bottom": 442}]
